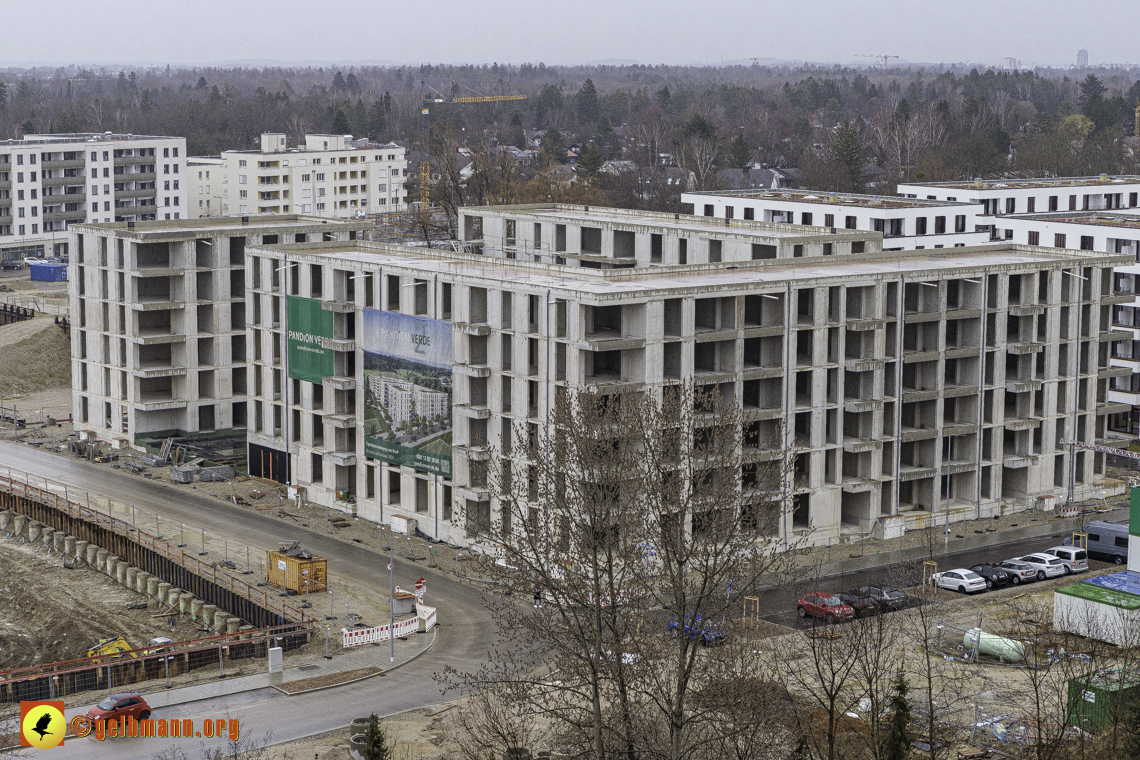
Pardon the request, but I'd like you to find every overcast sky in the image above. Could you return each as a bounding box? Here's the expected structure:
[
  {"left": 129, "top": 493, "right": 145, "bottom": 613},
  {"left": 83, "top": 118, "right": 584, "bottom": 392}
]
[{"left": 1, "top": 0, "right": 1136, "bottom": 70}]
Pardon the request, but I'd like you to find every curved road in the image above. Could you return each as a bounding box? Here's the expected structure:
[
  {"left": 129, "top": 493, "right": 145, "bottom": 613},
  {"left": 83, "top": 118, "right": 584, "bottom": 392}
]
[{"left": 0, "top": 441, "right": 497, "bottom": 757}]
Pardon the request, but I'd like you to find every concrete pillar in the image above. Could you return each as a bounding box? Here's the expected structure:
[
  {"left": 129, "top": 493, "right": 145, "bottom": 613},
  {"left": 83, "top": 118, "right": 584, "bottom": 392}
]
[
  {"left": 179, "top": 596, "right": 194, "bottom": 615},
  {"left": 166, "top": 590, "right": 181, "bottom": 609},
  {"left": 39, "top": 527, "right": 53, "bottom": 548},
  {"left": 74, "top": 540, "right": 89, "bottom": 563},
  {"left": 115, "top": 562, "right": 128, "bottom": 585},
  {"left": 104, "top": 555, "right": 119, "bottom": 576},
  {"left": 125, "top": 567, "right": 138, "bottom": 588},
  {"left": 0, "top": 511, "right": 10, "bottom": 530},
  {"left": 190, "top": 599, "right": 205, "bottom": 621},
  {"left": 53, "top": 532, "right": 65, "bottom": 552},
  {"left": 225, "top": 618, "right": 241, "bottom": 635},
  {"left": 135, "top": 572, "right": 150, "bottom": 594},
  {"left": 13, "top": 515, "right": 27, "bottom": 536},
  {"left": 201, "top": 604, "right": 219, "bottom": 627},
  {"left": 26, "top": 521, "right": 40, "bottom": 543},
  {"left": 94, "top": 549, "right": 108, "bottom": 572},
  {"left": 238, "top": 624, "right": 254, "bottom": 640},
  {"left": 157, "top": 583, "right": 172, "bottom": 606},
  {"left": 146, "top": 577, "right": 160, "bottom": 598},
  {"left": 63, "top": 536, "right": 75, "bottom": 556},
  {"left": 213, "top": 609, "right": 229, "bottom": 630}
]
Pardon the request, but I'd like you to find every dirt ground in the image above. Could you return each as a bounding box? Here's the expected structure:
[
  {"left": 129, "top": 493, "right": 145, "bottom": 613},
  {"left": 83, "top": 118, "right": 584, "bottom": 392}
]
[
  {"left": 0, "top": 317, "right": 72, "bottom": 399},
  {"left": 0, "top": 536, "right": 203, "bottom": 669},
  {"left": 250, "top": 705, "right": 462, "bottom": 760}
]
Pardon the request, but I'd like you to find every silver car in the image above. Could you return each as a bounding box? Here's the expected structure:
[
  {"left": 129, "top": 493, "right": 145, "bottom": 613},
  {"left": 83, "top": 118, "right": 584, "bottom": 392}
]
[
  {"left": 1017, "top": 553, "right": 1066, "bottom": 581},
  {"left": 999, "top": 560, "right": 1036, "bottom": 585},
  {"left": 1044, "top": 546, "right": 1089, "bottom": 574}
]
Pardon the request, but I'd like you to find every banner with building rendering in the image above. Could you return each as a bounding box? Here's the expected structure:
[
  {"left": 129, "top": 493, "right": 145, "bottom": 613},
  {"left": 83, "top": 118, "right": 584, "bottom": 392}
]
[
  {"left": 287, "top": 296, "right": 335, "bottom": 383},
  {"left": 362, "top": 309, "right": 453, "bottom": 478}
]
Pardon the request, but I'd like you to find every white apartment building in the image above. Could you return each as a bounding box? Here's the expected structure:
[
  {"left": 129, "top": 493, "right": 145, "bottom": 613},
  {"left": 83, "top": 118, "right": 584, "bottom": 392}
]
[
  {"left": 898, "top": 176, "right": 1140, "bottom": 238},
  {"left": 67, "top": 215, "right": 370, "bottom": 453},
  {"left": 0, "top": 133, "right": 186, "bottom": 261},
  {"left": 203, "top": 133, "right": 409, "bottom": 219},
  {"left": 188, "top": 157, "right": 226, "bottom": 218},
  {"left": 681, "top": 189, "right": 988, "bottom": 251},
  {"left": 241, "top": 204, "right": 1125, "bottom": 552}
]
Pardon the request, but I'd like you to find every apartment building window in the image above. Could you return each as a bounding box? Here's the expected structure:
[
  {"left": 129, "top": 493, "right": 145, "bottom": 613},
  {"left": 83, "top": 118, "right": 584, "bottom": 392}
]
[
  {"left": 164, "top": 148, "right": 169, "bottom": 157},
  {"left": 1054, "top": 233, "right": 1067, "bottom": 248},
  {"left": 1028, "top": 231, "right": 1040, "bottom": 245},
  {"left": 1080, "top": 236, "right": 1094, "bottom": 250},
  {"left": 678, "top": 238, "right": 688, "bottom": 265},
  {"left": 703, "top": 204, "right": 714, "bottom": 216},
  {"left": 316, "top": 173, "right": 325, "bottom": 181},
  {"left": 1027, "top": 197, "right": 1036, "bottom": 213},
  {"left": 744, "top": 207, "right": 755, "bottom": 220},
  {"left": 934, "top": 216, "right": 946, "bottom": 234},
  {"left": 955, "top": 215, "right": 966, "bottom": 233},
  {"left": 845, "top": 215, "right": 856, "bottom": 229},
  {"left": 238, "top": 175, "right": 247, "bottom": 184},
  {"left": 1069, "top": 195, "right": 1077, "bottom": 210},
  {"left": 1005, "top": 198, "right": 1015, "bottom": 214},
  {"left": 1131, "top": 193, "right": 1138, "bottom": 207},
  {"left": 915, "top": 217, "right": 927, "bottom": 235},
  {"left": 164, "top": 164, "right": 170, "bottom": 174},
  {"left": 1049, "top": 195, "right": 1059, "bottom": 211},
  {"left": 801, "top": 212, "right": 813, "bottom": 225},
  {"left": 823, "top": 213, "right": 834, "bottom": 227},
  {"left": 238, "top": 160, "right": 247, "bottom": 168}
]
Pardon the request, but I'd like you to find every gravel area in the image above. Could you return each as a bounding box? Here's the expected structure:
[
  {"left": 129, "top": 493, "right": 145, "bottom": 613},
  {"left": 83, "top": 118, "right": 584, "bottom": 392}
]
[{"left": 274, "top": 665, "right": 383, "bottom": 693}]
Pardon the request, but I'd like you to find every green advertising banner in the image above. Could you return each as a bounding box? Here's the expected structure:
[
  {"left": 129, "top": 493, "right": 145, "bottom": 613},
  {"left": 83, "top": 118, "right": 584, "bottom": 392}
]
[
  {"left": 361, "top": 309, "right": 453, "bottom": 478},
  {"left": 287, "top": 296, "right": 335, "bottom": 383}
]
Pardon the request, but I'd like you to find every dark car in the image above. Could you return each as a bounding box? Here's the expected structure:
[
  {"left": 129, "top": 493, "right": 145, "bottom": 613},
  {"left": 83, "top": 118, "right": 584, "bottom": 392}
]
[
  {"left": 667, "top": 613, "right": 726, "bottom": 645},
  {"left": 796, "top": 593, "right": 855, "bottom": 624},
  {"left": 969, "top": 564, "right": 1011, "bottom": 589},
  {"left": 86, "top": 692, "right": 151, "bottom": 722},
  {"left": 836, "top": 589, "right": 879, "bottom": 616},
  {"left": 850, "top": 584, "right": 908, "bottom": 611}
]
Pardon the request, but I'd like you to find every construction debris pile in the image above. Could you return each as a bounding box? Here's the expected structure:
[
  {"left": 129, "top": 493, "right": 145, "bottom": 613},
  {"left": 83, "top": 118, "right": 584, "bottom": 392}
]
[{"left": 0, "top": 318, "right": 71, "bottom": 397}]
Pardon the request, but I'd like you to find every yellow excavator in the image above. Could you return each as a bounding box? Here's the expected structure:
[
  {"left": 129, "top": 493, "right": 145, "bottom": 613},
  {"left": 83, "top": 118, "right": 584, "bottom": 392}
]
[{"left": 87, "top": 635, "right": 136, "bottom": 661}]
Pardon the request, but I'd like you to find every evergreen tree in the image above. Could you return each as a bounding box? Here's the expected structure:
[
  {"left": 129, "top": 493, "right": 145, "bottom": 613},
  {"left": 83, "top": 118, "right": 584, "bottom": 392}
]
[
  {"left": 825, "top": 120, "right": 865, "bottom": 191},
  {"left": 346, "top": 72, "right": 361, "bottom": 96},
  {"left": 331, "top": 109, "right": 351, "bottom": 134},
  {"left": 208, "top": 85, "right": 222, "bottom": 105},
  {"left": 195, "top": 76, "right": 207, "bottom": 90},
  {"left": 879, "top": 670, "right": 913, "bottom": 760},
  {"left": 369, "top": 101, "right": 387, "bottom": 138},
  {"left": 540, "top": 127, "right": 568, "bottom": 164},
  {"left": 593, "top": 115, "right": 620, "bottom": 159},
  {"left": 332, "top": 70, "right": 347, "bottom": 92},
  {"left": 655, "top": 85, "right": 671, "bottom": 109},
  {"left": 576, "top": 78, "right": 601, "bottom": 124},
  {"left": 116, "top": 71, "right": 129, "bottom": 96},
  {"left": 576, "top": 143, "right": 605, "bottom": 176},
  {"left": 683, "top": 113, "right": 717, "bottom": 140},
  {"left": 361, "top": 714, "right": 391, "bottom": 760},
  {"left": 727, "top": 132, "right": 752, "bottom": 171},
  {"left": 0, "top": 82, "right": 6, "bottom": 112}
]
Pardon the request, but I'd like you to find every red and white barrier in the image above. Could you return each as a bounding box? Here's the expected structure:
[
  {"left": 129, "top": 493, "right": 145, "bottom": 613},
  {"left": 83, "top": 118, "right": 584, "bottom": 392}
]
[
  {"left": 418, "top": 604, "right": 437, "bottom": 632},
  {"left": 342, "top": 616, "right": 420, "bottom": 648}
]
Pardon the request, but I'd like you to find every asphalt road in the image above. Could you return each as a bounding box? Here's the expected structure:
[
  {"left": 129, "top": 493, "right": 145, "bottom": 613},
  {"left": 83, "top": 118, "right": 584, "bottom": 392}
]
[
  {"left": 0, "top": 441, "right": 499, "bottom": 758},
  {"left": 0, "top": 440, "right": 1105, "bottom": 755}
]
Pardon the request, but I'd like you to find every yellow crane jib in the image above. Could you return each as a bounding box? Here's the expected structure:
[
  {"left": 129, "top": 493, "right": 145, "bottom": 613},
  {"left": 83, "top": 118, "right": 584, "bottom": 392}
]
[{"left": 451, "top": 95, "right": 527, "bottom": 103}]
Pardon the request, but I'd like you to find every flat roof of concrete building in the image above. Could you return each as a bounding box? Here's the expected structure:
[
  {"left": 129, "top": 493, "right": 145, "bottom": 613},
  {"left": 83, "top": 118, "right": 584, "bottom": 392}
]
[
  {"left": 1005, "top": 212, "right": 1140, "bottom": 230},
  {"left": 252, "top": 240, "right": 1127, "bottom": 297},
  {"left": 683, "top": 189, "right": 976, "bottom": 210},
  {"left": 901, "top": 176, "right": 1140, "bottom": 190},
  {"left": 72, "top": 214, "right": 371, "bottom": 240},
  {"left": 14, "top": 133, "right": 182, "bottom": 144},
  {"left": 464, "top": 204, "right": 879, "bottom": 241}
]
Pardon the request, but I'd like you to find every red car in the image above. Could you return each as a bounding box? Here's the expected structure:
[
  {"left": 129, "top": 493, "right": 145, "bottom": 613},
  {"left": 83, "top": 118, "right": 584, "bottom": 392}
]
[
  {"left": 796, "top": 593, "right": 855, "bottom": 624},
  {"left": 86, "top": 692, "right": 152, "bottom": 722}
]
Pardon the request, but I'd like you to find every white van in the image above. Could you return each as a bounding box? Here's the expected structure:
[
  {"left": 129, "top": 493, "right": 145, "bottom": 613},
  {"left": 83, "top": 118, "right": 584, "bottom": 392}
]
[{"left": 1043, "top": 546, "right": 1089, "bottom": 574}]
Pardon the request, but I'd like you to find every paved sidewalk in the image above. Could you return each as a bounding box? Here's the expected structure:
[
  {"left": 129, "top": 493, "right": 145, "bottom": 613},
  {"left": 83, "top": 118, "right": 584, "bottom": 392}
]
[{"left": 68, "top": 628, "right": 437, "bottom": 715}]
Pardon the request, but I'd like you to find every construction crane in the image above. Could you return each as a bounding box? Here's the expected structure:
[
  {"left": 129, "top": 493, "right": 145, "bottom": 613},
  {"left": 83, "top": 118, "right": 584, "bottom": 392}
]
[
  {"left": 856, "top": 54, "right": 899, "bottom": 69},
  {"left": 750, "top": 57, "right": 777, "bottom": 65},
  {"left": 417, "top": 87, "right": 527, "bottom": 209},
  {"left": 1135, "top": 98, "right": 1139, "bottom": 152}
]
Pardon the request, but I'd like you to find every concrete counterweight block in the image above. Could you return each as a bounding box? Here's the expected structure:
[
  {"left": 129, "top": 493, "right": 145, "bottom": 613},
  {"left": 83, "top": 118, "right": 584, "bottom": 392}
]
[
  {"left": 135, "top": 572, "right": 151, "bottom": 594},
  {"left": 179, "top": 596, "right": 193, "bottom": 615},
  {"left": 225, "top": 618, "right": 241, "bottom": 635},
  {"left": 115, "top": 562, "right": 128, "bottom": 585},
  {"left": 238, "top": 624, "right": 254, "bottom": 640},
  {"left": 74, "top": 540, "right": 89, "bottom": 563},
  {"left": 53, "top": 532, "right": 65, "bottom": 552},
  {"left": 12, "top": 515, "right": 27, "bottom": 537},
  {"left": 39, "top": 527, "right": 53, "bottom": 548},
  {"left": 125, "top": 567, "right": 139, "bottom": 588},
  {"left": 84, "top": 545, "right": 97, "bottom": 566},
  {"left": 0, "top": 511, "right": 11, "bottom": 530},
  {"left": 27, "top": 522, "right": 42, "bottom": 543},
  {"left": 146, "top": 577, "right": 160, "bottom": 598},
  {"left": 201, "top": 605, "right": 219, "bottom": 628},
  {"left": 212, "top": 609, "right": 229, "bottom": 630},
  {"left": 105, "top": 556, "right": 119, "bottom": 576},
  {"left": 190, "top": 599, "right": 205, "bottom": 621},
  {"left": 94, "top": 549, "right": 109, "bottom": 572},
  {"left": 157, "top": 583, "right": 172, "bottom": 605},
  {"left": 63, "top": 536, "right": 75, "bottom": 556},
  {"left": 166, "top": 590, "right": 181, "bottom": 609}
]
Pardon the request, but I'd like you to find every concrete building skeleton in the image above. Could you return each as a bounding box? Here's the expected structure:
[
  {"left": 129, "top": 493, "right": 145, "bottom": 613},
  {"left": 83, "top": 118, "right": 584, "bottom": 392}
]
[
  {"left": 680, "top": 189, "right": 989, "bottom": 251},
  {"left": 237, "top": 204, "right": 1127, "bottom": 551},
  {"left": 67, "top": 215, "right": 370, "bottom": 452}
]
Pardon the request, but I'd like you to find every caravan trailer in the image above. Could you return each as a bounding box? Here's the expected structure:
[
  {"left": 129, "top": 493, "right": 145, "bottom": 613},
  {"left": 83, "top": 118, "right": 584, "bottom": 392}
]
[{"left": 1066, "top": 520, "right": 1129, "bottom": 565}]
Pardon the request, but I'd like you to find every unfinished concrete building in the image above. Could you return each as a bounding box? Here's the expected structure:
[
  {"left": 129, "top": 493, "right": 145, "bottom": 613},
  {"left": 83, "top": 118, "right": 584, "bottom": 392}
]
[
  {"left": 67, "top": 215, "right": 370, "bottom": 452},
  {"left": 241, "top": 204, "right": 1128, "bottom": 551}
]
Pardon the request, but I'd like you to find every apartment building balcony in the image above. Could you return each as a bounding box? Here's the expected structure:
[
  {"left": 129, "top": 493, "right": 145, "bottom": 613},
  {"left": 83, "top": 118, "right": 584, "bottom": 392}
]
[
  {"left": 42, "top": 159, "right": 85, "bottom": 170},
  {"left": 454, "top": 363, "right": 492, "bottom": 378},
  {"left": 42, "top": 176, "right": 84, "bottom": 188},
  {"left": 132, "top": 299, "right": 183, "bottom": 311},
  {"left": 1105, "top": 292, "right": 1137, "bottom": 305},
  {"left": 326, "top": 451, "right": 357, "bottom": 467},
  {"left": 904, "top": 311, "right": 943, "bottom": 324},
  {"left": 324, "top": 338, "right": 355, "bottom": 352},
  {"left": 1002, "top": 454, "right": 1037, "bottom": 469},
  {"left": 902, "top": 388, "right": 941, "bottom": 403},
  {"left": 742, "top": 366, "right": 784, "bottom": 381},
  {"left": 324, "top": 375, "right": 356, "bottom": 391},
  {"left": 944, "top": 383, "right": 980, "bottom": 398},
  {"left": 1101, "top": 329, "right": 1132, "bottom": 343},
  {"left": 842, "top": 437, "right": 882, "bottom": 454},
  {"left": 1008, "top": 304, "right": 1046, "bottom": 317},
  {"left": 846, "top": 317, "right": 885, "bottom": 331},
  {"left": 42, "top": 209, "right": 86, "bottom": 223},
  {"left": 1098, "top": 400, "right": 1132, "bottom": 416},
  {"left": 1007, "top": 341, "right": 1045, "bottom": 355},
  {"left": 325, "top": 413, "right": 356, "bottom": 429},
  {"left": 115, "top": 187, "right": 157, "bottom": 199},
  {"left": 744, "top": 407, "right": 785, "bottom": 421},
  {"left": 0, "top": 161, "right": 10, "bottom": 171},
  {"left": 130, "top": 333, "right": 186, "bottom": 345},
  {"left": 1004, "top": 415, "right": 1042, "bottom": 431},
  {"left": 581, "top": 333, "right": 646, "bottom": 351},
  {"left": 845, "top": 358, "right": 884, "bottom": 372},
  {"left": 945, "top": 307, "right": 983, "bottom": 320},
  {"left": 453, "top": 321, "right": 492, "bottom": 336},
  {"left": 903, "top": 350, "right": 940, "bottom": 363},
  {"left": 320, "top": 300, "right": 355, "bottom": 314},
  {"left": 454, "top": 403, "right": 492, "bottom": 420},
  {"left": 942, "top": 459, "right": 976, "bottom": 475},
  {"left": 899, "top": 464, "right": 937, "bottom": 481},
  {"left": 136, "top": 365, "right": 187, "bottom": 379},
  {"left": 0, "top": 180, "right": 10, "bottom": 190},
  {"left": 942, "top": 422, "right": 977, "bottom": 437},
  {"left": 117, "top": 172, "right": 157, "bottom": 184},
  {"left": 901, "top": 426, "right": 939, "bottom": 442},
  {"left": 136, "top": 399, "right": 187, "bottom": 412},
  {"left": 844, "top": 398, "right": 883, "bottom": 413},
  {"left": 111, "top": 154, "right": 153, "bottom": 166},
  {"left": 841, "top": 476, "right": 877, "bottom": 493},
  {"left": 945, "top": 346, "right": 980, "bottom": 360},
  {"left": 1102, "top": 365, "right": 1134, "bottom": 379},
  {"left": 741, "top": 325, "right": 784, "bottom": 339},
  {"left": 1006, "top": 379, "right": 1043, "bottom": 394},
  {"left": 453, "top": 443, "right": 491, "bottom": 461}
]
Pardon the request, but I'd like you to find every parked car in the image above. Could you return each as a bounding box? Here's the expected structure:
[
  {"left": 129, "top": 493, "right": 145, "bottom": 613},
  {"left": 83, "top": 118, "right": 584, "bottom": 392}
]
[
  {"left": 667, "top": 613, "right": 726, "bottom": 645},
  {"left": 969, "top": 564, "right": 1011, "bottom": 589},
  {"left": 841, "top": 585, "right": 907, "bottom": 613},
  {"left": 86, "top": 692, "right": 151, "bottom": 722},
  {"left": 796, "top": 593, "right": 855, "bottom": 623},
  {"left": 999, "top": 560, "right": 1036, "bottom": 585},
  {"left": 836, "top": 589, "right": 880, "bottom": 616},
  {"left": 1067, "top": 521, "right": 1128, "bottom": 565},
  {"left": 1017, "top": 553, "right": 1067, "bottom": 581},
  {"left": 1043, "top": 546, "right": 1089, "bottom": 574},
  {"left": 931, "top": 569, "right": 987, "bottom": 594}
]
